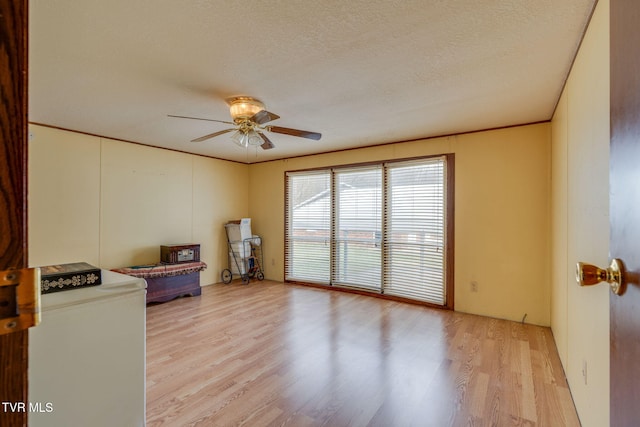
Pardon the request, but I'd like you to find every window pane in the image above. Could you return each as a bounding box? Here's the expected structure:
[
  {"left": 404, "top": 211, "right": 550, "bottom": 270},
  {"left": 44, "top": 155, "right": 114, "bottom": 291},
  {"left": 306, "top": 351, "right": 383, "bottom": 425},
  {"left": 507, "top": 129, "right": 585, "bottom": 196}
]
[
  {"left": 384, "top": 158, "right": 446, "bottom": 304},
  {"left": 333, "top": 167, "right": 382, "bottom": 290},
  {"left": 285, "top": 156, "right": 448, "bottom": 306},
  {"left": 286, "top": 171, "right": 331, "bottom": 283}
]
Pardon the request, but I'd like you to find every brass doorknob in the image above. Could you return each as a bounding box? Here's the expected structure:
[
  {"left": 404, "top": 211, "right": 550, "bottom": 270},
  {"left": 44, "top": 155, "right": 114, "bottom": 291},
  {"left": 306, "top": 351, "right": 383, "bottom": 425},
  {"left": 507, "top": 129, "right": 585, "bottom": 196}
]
[{"left": 576, "top": 259, "right": 624, "bottom": 295}]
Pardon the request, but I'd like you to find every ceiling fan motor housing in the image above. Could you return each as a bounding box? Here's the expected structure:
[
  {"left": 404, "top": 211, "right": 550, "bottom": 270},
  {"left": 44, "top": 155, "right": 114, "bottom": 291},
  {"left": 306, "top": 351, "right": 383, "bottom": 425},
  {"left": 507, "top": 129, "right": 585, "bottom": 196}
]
[{"left": 229, "top": 97, "right": 265, "bottom": 122}]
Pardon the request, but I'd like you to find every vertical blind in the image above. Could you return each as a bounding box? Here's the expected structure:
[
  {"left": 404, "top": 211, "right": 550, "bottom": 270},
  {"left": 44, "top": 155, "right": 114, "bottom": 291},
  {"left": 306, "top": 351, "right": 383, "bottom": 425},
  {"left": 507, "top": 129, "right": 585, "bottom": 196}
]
[{"left": 285, "top": 156, "right": 447, "bottom": 305}]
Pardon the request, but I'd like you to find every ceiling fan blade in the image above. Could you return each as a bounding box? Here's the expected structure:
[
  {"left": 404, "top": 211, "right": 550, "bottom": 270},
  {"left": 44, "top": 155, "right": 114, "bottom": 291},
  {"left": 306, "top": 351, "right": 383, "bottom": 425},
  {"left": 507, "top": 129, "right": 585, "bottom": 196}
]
[
  {"left": 191, "top": 128, "right": 235, "bottom": 143},
  {"left": 267, "top": 126, "right": 321, "bottom": 141},
  {"left": 257, "top": 131, "right": 275, "bottom": 150},
  {"left": 251, "top": 110, "right": 280, "bottom": 125},
  {"left": 168, "top": 114, "right": 234, "bottom": 126}
]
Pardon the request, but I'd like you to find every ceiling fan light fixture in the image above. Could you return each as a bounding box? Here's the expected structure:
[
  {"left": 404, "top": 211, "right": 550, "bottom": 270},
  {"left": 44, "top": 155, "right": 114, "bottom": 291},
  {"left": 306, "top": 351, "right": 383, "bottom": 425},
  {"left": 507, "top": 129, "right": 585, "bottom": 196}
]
[
  {"left": 229, "top": 97, "right": 265, "bottom": 121},
  {"left": 247, "top": 129, "right": 262, "bottom": 146},
  {"left": 172, "top": 96, "right": 321, "bottom": 150},
  {"left": 231, "top": 130, "right": 248, "bottom": 147}
]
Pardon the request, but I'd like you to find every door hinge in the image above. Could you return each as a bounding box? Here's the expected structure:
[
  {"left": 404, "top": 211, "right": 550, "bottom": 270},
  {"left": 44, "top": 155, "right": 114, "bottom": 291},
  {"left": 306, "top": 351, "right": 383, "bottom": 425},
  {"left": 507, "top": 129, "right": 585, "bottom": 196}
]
[{"left": 0, "top": 268, "right": 41, "bottom": 335}]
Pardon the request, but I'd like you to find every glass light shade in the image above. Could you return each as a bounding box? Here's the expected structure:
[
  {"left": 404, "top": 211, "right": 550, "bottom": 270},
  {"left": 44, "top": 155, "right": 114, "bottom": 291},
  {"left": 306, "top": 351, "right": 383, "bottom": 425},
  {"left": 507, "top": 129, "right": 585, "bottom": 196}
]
[
  {"left": 230, "top": 130, "right": 248, "bottom": 147},
  {"left": 247, "top": 129, "right": 262, "bottom": 146},
  {"left": 229, "top": 98, "right": 264, "bottom": 120}
]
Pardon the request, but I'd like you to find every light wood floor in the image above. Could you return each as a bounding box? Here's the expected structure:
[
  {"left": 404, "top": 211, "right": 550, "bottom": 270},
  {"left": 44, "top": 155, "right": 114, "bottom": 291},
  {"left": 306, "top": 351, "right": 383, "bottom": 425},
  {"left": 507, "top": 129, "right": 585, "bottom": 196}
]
[{"left": 146, "top": 281, "right": 580, "bottom": 427}]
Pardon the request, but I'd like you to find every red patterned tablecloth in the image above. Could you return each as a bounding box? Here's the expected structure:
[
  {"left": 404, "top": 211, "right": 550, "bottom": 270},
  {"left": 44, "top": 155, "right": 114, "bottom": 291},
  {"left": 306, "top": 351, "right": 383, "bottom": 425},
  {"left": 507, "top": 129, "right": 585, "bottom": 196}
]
[{"left": 112, "top": 261, "right": 207, "bottom": 279}]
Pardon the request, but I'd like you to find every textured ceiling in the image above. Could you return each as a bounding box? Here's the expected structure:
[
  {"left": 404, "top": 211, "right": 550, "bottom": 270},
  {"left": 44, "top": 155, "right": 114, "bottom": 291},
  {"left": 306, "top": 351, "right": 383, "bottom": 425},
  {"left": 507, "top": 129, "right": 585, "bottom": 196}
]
[{"left": 29, "top": 0, "right": 597, "bottom": 164}]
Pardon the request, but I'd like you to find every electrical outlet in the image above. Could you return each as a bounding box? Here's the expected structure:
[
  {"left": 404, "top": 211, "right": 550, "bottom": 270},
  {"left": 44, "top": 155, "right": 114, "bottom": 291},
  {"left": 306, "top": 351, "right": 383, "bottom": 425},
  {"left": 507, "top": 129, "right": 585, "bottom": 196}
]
[
  {"left": 271, "top": 258, "right": 275, "bottom": 266},
  {"left": 471, "top": 281, "right": 478, "bottom": 292},
  {"left": 582, "top": 359, "right": 588, "bottom": 385}
]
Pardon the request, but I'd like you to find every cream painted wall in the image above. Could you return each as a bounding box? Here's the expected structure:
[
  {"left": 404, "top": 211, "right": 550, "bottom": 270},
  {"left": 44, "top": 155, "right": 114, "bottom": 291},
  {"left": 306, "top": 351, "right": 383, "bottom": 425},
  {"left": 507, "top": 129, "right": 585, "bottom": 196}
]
[
  {"left": 29, "top": 126, "right": 101, "bottom": 266},
  {"left": 550, "top": 1, "right": 610, "bottom": 426},
  {"left": 192, "top": 155, "right": 249, "bottom": 286},
  {"left": 28, "top": 125, "right": 249, "bottom": 287},
  {"left": 99, "top": 138, "right": 194, "bottom": 268},
  {"left": 249, "top": 124, "right": 551, "bottom": 325}
]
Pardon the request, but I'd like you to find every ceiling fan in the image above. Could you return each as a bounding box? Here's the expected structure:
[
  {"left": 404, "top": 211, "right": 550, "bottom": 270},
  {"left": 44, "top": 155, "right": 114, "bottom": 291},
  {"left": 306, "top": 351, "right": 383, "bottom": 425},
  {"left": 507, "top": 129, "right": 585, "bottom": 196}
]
[{"left": 169, "top": 97, "right": 321, "bottom": 150}]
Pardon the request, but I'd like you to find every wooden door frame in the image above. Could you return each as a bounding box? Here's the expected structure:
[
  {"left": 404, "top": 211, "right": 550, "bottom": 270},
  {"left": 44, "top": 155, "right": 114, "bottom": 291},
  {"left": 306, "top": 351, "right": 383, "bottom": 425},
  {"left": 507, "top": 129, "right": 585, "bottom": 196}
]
[{"left": 0, "top": 0, "right": 29, "bottom": 426}]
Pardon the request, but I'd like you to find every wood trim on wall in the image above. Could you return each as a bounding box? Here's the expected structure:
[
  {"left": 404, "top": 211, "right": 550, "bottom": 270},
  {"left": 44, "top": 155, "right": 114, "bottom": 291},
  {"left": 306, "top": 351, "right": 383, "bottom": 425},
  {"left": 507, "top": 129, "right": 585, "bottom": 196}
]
[
  {"left": 31, "top": 120, "right": 549, "bottom": 166},
  {"left": 28, "top": 122, "right": 250, "bottom": 166},
  {"left": 252, "top": 121, "right": 548, "bottom": 165}
]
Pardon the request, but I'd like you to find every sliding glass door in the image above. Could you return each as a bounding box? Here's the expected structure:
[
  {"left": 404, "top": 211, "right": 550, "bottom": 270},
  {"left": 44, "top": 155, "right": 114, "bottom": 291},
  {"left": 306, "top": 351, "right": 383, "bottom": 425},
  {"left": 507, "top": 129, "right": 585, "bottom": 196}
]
[
  {"left": 332, "top": 167, "right": 382, "bottom": 291},
  {"left": 285, "top": 171, "right": 331, "bottom": 284},
  {"left": 285, "top": 156, "right": 449, "bottom": 306},
  {"left": 384, "top": 159, "right": 446, "bottom": 304}
]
